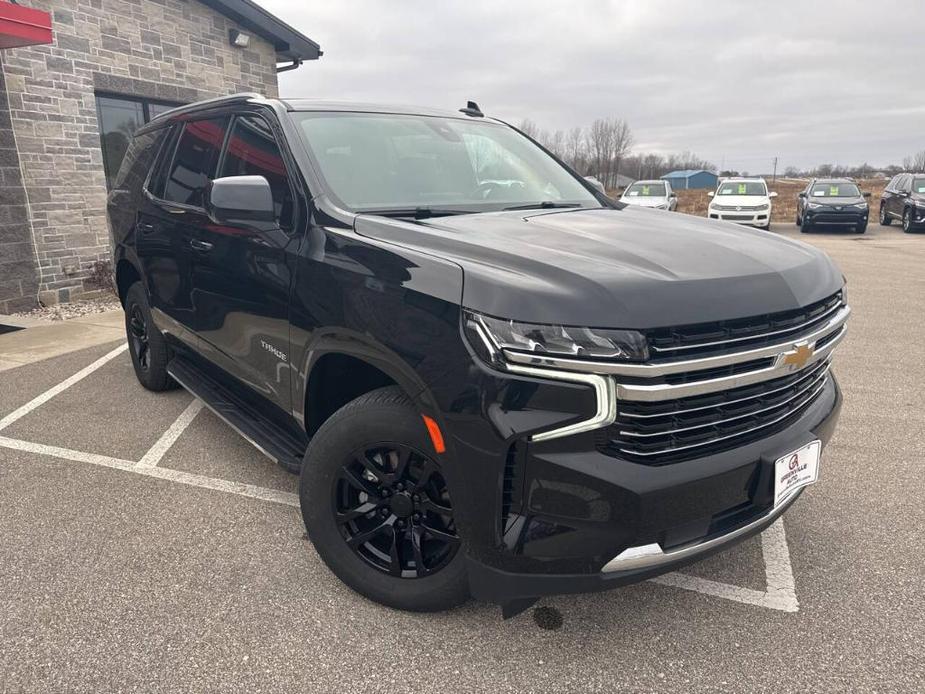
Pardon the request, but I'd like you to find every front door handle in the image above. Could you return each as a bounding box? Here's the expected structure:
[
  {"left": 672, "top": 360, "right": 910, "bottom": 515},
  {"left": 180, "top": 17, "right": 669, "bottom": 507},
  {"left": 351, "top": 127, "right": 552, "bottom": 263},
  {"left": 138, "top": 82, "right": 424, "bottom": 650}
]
[{"left": 190, "top": 239, "right": 214, "bottom": 252}]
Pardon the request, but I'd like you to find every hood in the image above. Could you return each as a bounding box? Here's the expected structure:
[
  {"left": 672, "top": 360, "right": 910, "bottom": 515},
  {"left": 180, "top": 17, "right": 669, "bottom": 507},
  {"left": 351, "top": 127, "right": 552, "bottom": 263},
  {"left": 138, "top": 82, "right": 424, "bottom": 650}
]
[
  {"left": 710, "top": 195, "right": 770, "bottom": 207},
  {"left": 354, "top": 206, "right": 843, "bottom": 329}
]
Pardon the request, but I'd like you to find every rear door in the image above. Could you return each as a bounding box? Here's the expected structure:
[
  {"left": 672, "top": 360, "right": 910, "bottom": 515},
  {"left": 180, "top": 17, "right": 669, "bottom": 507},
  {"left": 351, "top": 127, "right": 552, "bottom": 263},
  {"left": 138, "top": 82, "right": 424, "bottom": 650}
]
[
  {"left": 142, "top": 116, "right": 229, "bottom": 343},
  {"left": 190, "top": 111, "right": 301, "bottom": 410}
]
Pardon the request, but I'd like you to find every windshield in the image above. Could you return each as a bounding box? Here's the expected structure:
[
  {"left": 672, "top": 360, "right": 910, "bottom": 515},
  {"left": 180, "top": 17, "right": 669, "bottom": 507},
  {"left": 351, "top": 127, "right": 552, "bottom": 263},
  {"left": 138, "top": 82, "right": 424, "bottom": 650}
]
[
  {"left": 623, "top": 182, "right": 666, "bottom": 197},
  {"left": 716, "top": 181, "right": 767, "bottom": 196},
  {"left": 291, "top": 112, "right": 600, "bottom": 213},
  {"left": 810, "top": 182, "right": 860, "bottom": 197},
  {"left": 913, "top": 177, "right": 925, "bottom": 195}
]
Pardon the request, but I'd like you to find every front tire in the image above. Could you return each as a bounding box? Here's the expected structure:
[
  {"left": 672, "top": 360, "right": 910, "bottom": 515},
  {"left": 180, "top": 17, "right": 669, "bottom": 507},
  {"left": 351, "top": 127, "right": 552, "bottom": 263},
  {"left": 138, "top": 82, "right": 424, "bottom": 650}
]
[
  {"left": 300, "top": 386, "right": 469, "bottom": 612},
  {"left": 879, "top": 206, "right": 892, "bottom": 226},
  {"left": 902, "top": 208, "right": 914, "bottom": 233},
  {"left": 124, "top": 282, "right": 176, "bottom": 392},
  {"left": 856, "top": 221, "right": 868, "bottom": 234},
  {"left": 800, "top": 216, "right": 813, "bottom": 233}
]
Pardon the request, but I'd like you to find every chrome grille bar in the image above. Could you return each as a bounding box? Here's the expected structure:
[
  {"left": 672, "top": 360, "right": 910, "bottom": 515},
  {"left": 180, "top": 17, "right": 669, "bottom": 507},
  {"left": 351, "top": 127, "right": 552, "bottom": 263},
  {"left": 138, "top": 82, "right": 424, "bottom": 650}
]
[
  {"left": 615, "top": 377, "right": 829, "bottom": 458},
  {"left": 620, "top": 359, "right": 830, "bottom": 419},
  {"left": 618, "top": 365, "right": 831, "bottom": 439},
  {"left": 649, "top": 299, "right": 844, "bottom": 354}
]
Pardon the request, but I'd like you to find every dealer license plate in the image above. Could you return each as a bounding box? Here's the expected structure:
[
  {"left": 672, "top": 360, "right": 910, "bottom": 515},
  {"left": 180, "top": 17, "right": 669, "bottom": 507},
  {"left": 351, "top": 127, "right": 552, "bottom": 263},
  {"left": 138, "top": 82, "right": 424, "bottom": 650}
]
[{"left": 774, "top": 441, "right": 821, "bottom": 507}]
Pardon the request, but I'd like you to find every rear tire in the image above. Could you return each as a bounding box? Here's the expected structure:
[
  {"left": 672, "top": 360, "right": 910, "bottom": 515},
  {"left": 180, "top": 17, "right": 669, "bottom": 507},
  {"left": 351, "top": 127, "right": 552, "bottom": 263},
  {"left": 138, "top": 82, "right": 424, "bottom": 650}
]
[
  {"left": 300, "top": 386, "right": 469, "bottom": 612},
  {"left": 124, "top": 282, "right": 177, "bottom": 392},
  {"left": 879, "top": 206, "right": 892, "bottom": 226}
]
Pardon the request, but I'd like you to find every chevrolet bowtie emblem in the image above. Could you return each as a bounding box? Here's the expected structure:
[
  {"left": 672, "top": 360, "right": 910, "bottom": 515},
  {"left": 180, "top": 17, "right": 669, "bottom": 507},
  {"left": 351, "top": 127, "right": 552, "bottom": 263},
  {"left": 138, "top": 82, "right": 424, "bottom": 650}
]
[{"left": 782, "top": 342, "right": 814, "bottom": 370}]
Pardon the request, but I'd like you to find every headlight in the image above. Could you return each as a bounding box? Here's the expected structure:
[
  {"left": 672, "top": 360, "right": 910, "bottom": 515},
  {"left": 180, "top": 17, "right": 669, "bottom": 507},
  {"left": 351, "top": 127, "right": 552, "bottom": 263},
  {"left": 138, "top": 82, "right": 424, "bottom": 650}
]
[
  {"left": 754, "top": 203, "right": 769, "bottom": 211},
  {"left": 806, "top": 202, "right": 823, "bottom": 209},
  {"left": 656, "top": 202, "right": 669, "bottom": 209},
  {"left": 466, "top": 311, "right": 649, "bottom": 361},
  {"left": 851, "top": 202, "right": 868, "bottom": 209}
]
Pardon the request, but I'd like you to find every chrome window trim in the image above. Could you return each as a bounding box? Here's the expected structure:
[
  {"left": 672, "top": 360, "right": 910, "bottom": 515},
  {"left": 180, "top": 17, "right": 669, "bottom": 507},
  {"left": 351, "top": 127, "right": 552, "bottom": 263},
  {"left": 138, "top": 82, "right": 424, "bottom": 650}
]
[{"left": 502, "top": 305, "right": 850, "bottom": 378}]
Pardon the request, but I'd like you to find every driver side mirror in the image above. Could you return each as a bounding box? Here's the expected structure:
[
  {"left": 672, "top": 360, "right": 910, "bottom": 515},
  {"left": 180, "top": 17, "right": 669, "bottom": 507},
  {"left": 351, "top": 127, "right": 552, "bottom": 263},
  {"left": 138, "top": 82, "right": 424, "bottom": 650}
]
[
  {"left": 769, "top": 191, "right": 779, "bottom": 198},
  {"left": 584, "top": 176, "right": 606, "bottom": 194},
  {"left": 669, "top": 192, "right": 677, "bottom": 198},
  {"left": 206, "top": 175, "right": 276, "bottom": 226},
  {"left": 707, "top": 191, "right": 715, "bottom": 197},
  {"left": 863, "top": 192, "right": 871, "bottom": 198},
  {"left": 798, "top": 192, "right": 807, "bottom": 198}
]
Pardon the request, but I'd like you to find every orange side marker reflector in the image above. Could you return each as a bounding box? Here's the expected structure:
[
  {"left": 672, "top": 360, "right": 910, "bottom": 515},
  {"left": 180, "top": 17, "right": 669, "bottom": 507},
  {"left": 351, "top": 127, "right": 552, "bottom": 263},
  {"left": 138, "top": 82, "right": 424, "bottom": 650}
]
[{"left": 421, "top": 415, "right": 446, "bottom": 454}]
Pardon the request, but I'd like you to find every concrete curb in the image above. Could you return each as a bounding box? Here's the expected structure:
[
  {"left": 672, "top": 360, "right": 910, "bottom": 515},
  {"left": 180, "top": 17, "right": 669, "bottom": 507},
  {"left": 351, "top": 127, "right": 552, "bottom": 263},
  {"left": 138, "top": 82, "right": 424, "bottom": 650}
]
[{"left": 0, "top": 309, "right": 125, "bottom": 372}]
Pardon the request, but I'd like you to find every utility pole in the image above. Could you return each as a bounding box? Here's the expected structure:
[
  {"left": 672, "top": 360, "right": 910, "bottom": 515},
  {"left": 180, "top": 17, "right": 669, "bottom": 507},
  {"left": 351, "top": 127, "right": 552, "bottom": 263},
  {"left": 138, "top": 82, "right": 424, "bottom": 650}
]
[{"left": 772, "top": 156, "right": 778, "bottom": 183}]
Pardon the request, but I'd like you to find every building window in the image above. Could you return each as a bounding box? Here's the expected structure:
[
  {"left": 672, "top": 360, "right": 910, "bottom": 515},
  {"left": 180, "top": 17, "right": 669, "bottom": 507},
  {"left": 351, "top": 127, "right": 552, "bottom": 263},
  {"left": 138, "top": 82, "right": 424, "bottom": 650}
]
[{"left": 95, "top": 94, "right": 181, "bottom": 190}]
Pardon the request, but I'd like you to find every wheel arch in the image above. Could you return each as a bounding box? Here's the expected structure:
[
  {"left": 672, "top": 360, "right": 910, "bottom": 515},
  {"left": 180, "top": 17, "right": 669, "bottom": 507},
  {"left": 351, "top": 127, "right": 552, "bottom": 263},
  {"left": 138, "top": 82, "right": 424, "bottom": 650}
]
[
  {"left": 299, "top": 329, "right": 439, "bottom": 438},
  {"left": 115, "top": 257, "right": 142, "bottom": 306}
]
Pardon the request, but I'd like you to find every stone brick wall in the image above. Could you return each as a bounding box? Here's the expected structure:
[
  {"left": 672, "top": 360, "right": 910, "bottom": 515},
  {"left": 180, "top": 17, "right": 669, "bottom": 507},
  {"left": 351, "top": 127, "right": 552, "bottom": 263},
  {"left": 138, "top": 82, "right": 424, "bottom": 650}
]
[
  {"left": 0, "top": 0, "right": 281, "bottom": 308},
  {"left": 0, "top": 55, "right": 41, "bottom": 314}
]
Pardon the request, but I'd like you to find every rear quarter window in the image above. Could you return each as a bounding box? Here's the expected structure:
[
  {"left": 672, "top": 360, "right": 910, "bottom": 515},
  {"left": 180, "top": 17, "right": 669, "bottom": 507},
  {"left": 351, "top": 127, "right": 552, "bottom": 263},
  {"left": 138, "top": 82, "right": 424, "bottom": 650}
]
[{"left": 112, "top": 127, "right": 169, "bottom": 194}]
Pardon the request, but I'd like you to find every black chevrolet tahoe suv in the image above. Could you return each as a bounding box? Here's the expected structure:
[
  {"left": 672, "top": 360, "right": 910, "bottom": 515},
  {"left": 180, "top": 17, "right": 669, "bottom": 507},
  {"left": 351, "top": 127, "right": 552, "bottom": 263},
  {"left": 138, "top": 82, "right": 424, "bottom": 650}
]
[{"left": 108, "top": 94, "right": 848, "bottom": 617}]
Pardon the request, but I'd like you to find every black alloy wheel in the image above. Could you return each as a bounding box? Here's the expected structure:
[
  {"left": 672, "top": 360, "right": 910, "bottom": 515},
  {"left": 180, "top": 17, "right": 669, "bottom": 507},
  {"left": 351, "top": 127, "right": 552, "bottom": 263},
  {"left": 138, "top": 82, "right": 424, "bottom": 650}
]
[
  {"left": 880, "top": 205, "right": 891, "bottom": 226},
  {"left": 902, "top": 208, "right": 913, "bottom": 233},
  {"left": 334, "top": 443, "right": 459, "bottom": 579},
  {"left": 128, "top": 303, "right": 150, "bottom": 372}
]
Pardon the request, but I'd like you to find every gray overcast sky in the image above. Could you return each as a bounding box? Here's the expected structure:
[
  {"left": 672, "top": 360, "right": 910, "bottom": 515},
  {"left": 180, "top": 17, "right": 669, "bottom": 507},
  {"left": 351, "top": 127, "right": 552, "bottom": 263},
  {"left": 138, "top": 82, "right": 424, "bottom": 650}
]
[{"left": 257, "top": 0, "right": 924, "bottom": 172}]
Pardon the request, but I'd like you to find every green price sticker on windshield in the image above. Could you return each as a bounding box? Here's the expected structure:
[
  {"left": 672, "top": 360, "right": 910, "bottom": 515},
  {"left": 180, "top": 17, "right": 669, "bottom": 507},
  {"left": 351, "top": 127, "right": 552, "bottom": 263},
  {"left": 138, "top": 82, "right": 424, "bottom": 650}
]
[
  {"left": 737, "top": 183, "right": 747, "bottom": 194},
  {"left": 830, "top": 185, "right": 839, "bottom": 196},
  {"left": 642, "top": 186, "right": 650, "bottom": 195}
]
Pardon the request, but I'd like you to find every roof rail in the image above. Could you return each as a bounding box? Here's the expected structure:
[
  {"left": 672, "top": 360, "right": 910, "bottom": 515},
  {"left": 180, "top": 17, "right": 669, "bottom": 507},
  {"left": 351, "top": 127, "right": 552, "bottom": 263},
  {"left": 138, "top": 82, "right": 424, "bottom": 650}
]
[{"left": 149, "top": 92, "right": 269, "bottom": 123}]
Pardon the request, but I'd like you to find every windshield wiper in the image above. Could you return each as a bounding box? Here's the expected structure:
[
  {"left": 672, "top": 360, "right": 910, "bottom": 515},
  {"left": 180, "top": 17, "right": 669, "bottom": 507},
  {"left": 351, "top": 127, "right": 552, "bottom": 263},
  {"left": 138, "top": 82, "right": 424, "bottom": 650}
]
[
  {"left": 502, "top": 201, "right": 584, "bottom": 212},
  {"left": 359, "top": 207, "right": 472, "bottom": 220}
]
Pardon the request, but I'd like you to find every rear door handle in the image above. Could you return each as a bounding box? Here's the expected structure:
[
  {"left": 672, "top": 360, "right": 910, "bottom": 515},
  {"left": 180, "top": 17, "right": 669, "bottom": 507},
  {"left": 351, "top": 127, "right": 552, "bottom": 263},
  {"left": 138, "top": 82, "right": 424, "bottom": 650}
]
[
  {"left": 138, "top": 222, "right": 156, "bottom": 234},
  {"left": 190, "top": 239, "right": 213, "bottom": 252}
]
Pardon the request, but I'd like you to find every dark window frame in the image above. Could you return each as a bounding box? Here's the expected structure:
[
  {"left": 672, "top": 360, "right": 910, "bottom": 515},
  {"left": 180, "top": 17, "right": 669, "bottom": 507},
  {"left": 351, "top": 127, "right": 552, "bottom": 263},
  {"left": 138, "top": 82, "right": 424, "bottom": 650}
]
[
  {"left": 96, "top": 92, "right": 183, "bottom": 190},
  {"left": 217, "top": 112, "right": 299, "bottom": 232},
  {"left": 160, "top": 116, "right": 232, "bottom": 210}
]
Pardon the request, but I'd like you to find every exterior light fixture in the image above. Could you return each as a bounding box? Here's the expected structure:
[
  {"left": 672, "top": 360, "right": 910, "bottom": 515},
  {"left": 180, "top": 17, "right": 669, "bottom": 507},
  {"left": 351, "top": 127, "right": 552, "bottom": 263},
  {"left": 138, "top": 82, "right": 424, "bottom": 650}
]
[{"left": 229, "top": 29, "right": 250, "bottom": 48}]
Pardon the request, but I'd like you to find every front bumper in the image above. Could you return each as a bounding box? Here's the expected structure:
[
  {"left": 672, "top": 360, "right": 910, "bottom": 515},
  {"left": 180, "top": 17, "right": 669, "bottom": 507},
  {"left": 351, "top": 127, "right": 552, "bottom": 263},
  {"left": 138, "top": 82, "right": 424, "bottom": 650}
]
[
  {"left": 457, "top": 374, "right": 842, "bottom": 605},
  {"left": 805, "top": 207, "right": 868, "bottom": 226},
  {"left": 709, "top": 209, "right": 769, "bottom": 226}
]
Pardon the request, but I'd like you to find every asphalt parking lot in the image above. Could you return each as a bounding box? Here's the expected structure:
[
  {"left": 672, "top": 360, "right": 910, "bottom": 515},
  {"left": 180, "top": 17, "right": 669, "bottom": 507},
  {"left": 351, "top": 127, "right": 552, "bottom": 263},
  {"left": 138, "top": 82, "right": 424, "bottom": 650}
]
[{"left": 1, "top": 223, "right": 923, "bottom": 693}]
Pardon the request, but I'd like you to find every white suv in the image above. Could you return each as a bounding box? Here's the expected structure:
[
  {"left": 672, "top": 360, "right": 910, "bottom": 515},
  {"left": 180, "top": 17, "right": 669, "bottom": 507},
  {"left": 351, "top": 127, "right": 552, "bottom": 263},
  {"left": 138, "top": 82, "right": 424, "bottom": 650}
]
[
  {"left": 619, "top": 179, "right": 677, "bottom": 211},
  {"left": 707, "top": 177, "right": 777, "bottom": 230}
]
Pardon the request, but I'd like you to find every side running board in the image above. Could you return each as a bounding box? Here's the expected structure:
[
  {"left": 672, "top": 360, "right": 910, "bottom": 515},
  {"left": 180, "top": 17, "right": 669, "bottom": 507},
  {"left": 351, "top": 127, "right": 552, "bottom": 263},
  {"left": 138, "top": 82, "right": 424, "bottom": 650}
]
[{"left": 167, "top": 357, "right": 306, "bottom": 474}]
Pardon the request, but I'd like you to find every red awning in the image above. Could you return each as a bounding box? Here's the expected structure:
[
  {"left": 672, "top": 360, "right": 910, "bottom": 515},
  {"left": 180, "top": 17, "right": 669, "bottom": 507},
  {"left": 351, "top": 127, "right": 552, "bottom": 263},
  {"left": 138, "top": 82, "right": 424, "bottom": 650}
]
[{"left": 0, "top": 2, "right": 52, "bottom": 49}]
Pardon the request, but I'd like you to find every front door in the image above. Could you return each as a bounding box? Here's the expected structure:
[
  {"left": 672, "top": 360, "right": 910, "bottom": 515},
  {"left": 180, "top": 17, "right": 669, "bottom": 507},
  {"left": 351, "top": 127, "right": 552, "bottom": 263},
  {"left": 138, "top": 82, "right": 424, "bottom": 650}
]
[{"left": 191, "top": 113, "right": 300, "bottom": 411}]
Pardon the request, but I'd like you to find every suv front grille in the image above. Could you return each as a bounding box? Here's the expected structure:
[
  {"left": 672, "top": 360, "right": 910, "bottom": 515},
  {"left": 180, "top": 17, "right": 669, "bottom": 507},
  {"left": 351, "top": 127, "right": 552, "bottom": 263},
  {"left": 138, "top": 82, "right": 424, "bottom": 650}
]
[
  {"left": 597, "top": 358, "right": 831, "bottom": 464},
  {"left": 646, "top": 292, "right": 844, "bottom": 360}
]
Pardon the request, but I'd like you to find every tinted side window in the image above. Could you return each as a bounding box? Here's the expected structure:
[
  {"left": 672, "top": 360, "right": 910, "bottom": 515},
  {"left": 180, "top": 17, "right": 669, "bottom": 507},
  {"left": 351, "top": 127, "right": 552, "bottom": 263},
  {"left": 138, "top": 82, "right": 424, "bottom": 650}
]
[
  {"left": 163, "top": 117, "right": 229, "bottom": 207},
  {"left": 113, "top": 127, "right": 168, "bottom": 194},
  {"left": 900, "top": 175, "right": 912, "bottom": 193},
  {"left": 887, "top": 176, "right": 899, "bottom": 191},
  {"left": 220, "top": 115, "right": 294, "bottom": 228}
]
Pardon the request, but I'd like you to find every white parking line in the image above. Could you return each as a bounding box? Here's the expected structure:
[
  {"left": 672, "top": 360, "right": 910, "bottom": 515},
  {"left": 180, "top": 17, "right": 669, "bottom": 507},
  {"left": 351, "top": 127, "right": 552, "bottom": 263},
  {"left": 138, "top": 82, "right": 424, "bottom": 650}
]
[
  {"left": 137, "top": 398, "right": 203, "bottom": 468},
  {"left": 0, "top": 434, "right": 299, "bottom": 508},
  {"left": 649, "top": 519, "right": 799, "bottom": 612},
  {"left": 0, "top": 344, "right": 128, "bottom": 432}
]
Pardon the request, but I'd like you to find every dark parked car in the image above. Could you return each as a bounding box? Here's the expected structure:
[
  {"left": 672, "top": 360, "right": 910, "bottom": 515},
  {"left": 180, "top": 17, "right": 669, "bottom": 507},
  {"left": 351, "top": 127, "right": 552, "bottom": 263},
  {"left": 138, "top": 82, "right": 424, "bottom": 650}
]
[
  {"left": 879, "top": 172, "right": 925, "bottom": 232},
  {"left": 108, "top": 94, "right": 848, "bottom": 617},
  {"left": 796, "top": 178, "right": 870, "bottom": 233}
]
